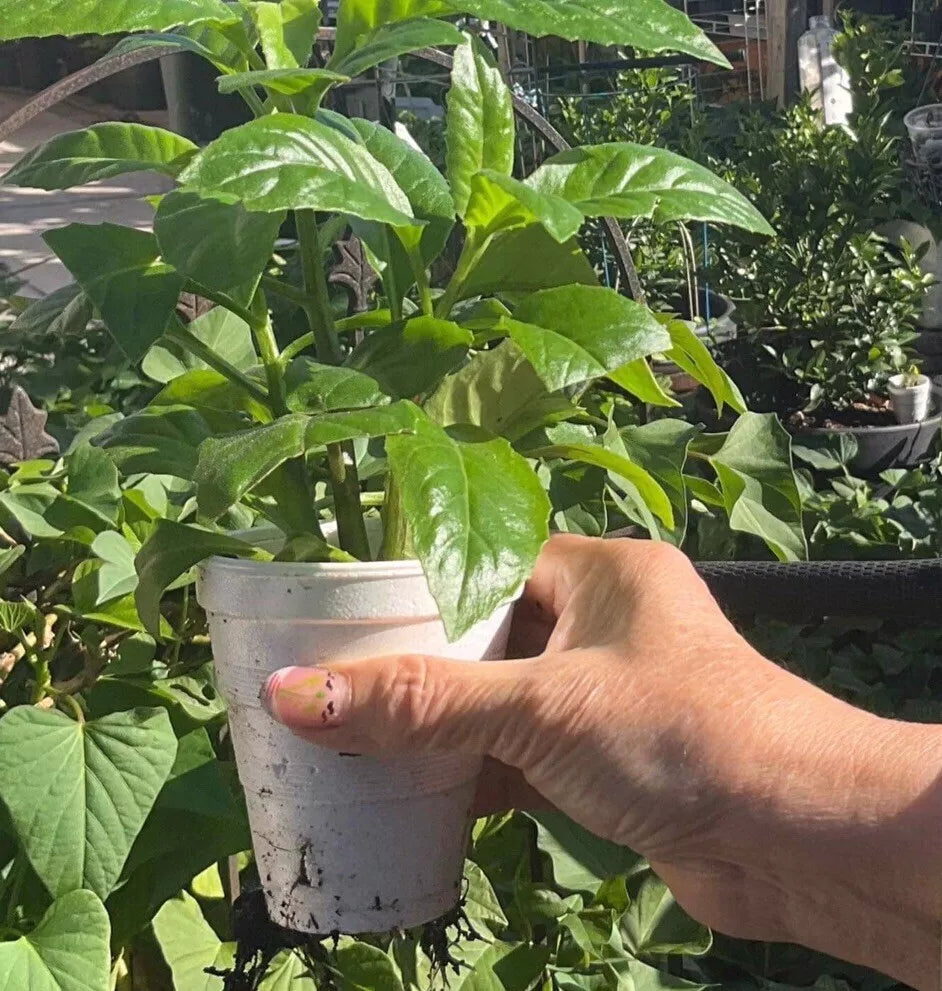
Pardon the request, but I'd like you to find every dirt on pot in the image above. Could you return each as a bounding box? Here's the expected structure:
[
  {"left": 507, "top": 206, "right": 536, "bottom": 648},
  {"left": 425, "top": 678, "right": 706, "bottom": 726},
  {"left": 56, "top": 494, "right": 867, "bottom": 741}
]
[{"left": 789, "top": 396, "right": 895, "bottom": 430}]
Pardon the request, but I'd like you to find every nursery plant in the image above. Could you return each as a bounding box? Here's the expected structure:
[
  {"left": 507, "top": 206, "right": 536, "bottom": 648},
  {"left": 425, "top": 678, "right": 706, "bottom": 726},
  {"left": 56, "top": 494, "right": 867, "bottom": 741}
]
[{"left": 0, "top": 0, "right": 798, "bottom": 985}]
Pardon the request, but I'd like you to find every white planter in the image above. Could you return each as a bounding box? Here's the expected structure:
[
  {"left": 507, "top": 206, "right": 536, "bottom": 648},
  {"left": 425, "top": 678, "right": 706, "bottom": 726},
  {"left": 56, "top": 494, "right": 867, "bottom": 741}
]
[
  {"left": 197, "top": 542, "right": 516, "bottom": 935},
  {"left": 888, "top": 373, "right": 932, "bottom": 424}
]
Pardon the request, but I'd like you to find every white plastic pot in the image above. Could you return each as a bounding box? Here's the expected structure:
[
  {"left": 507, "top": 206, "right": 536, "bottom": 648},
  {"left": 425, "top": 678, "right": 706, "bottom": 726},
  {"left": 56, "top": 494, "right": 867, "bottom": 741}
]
[
  {"left": 904, "top": 104, "right": 942, "bottom": 173},
  {"left": 888, "top": 373, "right": 932, "bottom": 424},
  {"left": 197, "top": 543, "right": 516, "bottom": 935}
]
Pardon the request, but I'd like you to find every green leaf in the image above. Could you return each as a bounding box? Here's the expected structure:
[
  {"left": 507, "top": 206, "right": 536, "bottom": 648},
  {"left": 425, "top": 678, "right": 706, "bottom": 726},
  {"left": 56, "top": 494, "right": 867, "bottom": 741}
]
[
  {"left": 446, "top": 36, "right": 515, "bottom": 216},
  {"left": 463, "top": 860, "right": 508, "bottom": 933},
  {"left": 153, "top": 891, "right": 236, "bottom": 991},
  {"left": 63, "top": 443, "right": 121, "bottom": 525},
  {"left": 501, "top": 286, "right": 669, "bottom": 392},
  {"left": 303, "top": 401, "right": 422, "bottom": 445},
  {"left": 0, "top": 0, "right": 236, "bottom": 41},
  {"left": 466, "top": 171, "right": 583, "bottom": 242},
  {"left": 528, "top": 144, "right": 772, "bottom": 234},
  {"left": 621, "top": 874, "right": 712, "bottom": 956},
  {"left": 0, "top": 484, "right": 61, "bottom": 540},
  {"left": 334, "top": 940, "right": 405, "bottom": 991},
  {"left": 0, "top": 890, "right": 110, "bottom": 991},
  {"left": 330, "top": 18, "right": 464, "bottom": 77},
  {"left": 451, "top": 941, "right": 549, "bottom": 991},
  {"left": 260, "top": 952, "right": 317, "bottom": 991},
  {"left": 178, "top": 113, "right": 416, "bottom": 226},
  {"left": 3, "top": 123, "right": 197, "bottom": 190},
  {"left": 5, "top": 285, "right": 93, "bottom": 342},
  {"left": 333, "top": 0, "right": 450, "bottom": 61},
  {"left": 426, "top": 342, "right": 576, "bottom": 441},
  {"left": 0, "top": 546, "right": 25, "bottom": 592},
  {"left": 154, "top": 190, "right": 283, "bottom": 297},
  {"left": 144, "top": 310, "right": 257, "bottom": 384},
  {"left": 619, "top": 420, "right": 699, "bottom": 544},
  {"left": 453, "top": 0, "right": 726, "bottom": 65},
  {"left": 135, "top": 520, "right": 271, "bottom": 634},
  {"left": 462, "top": 226, "right": 597, "bottom": 299},
  {"left": 0, "top": 598, "right": 39, "bottom": 635},
  {"left": 707, "top": 412, "right": 807, "bottom": 563},
  {"left": 660, "top": 316, "right": 745, "bottom": 415},
  {"left": 195, "top": 416, "right": 308, "bottom": 520},
  {"left": 107, "top": 729, "right": 250, "bottom": 943},
  {"left": 527, "top": 441, "right": 673, "bottom": 529},
  {"left": 0, "top": 706, "right": 177, "bottom": 899},
  {"left": 152, "top": 369, "right": 269, "bottom": 423},
  {"left": 285, "top": 358, "right": 389, "bottom": 413},
  {"left": 97, "top": 405, "right": 215, "bottom": 479},
  {"left": 531, "top": 813, "right": 645, "bottom": 895},
  {"left": 349, "top": 317, "right": 472, "bottom": 397},
  {"left": 387, "top": 418, "right": 550, "bottom": 639},
  {"left": 43, "top": 225, "right": 184, "bottom": 363},
  {"left": 248, "top": 0, "right": 321, "bottom": 68},
  {"left": 612, "top": 358, "right": 679, "bottom": 407},
  {"left": 218, "top": 68, "right": 347, "bottom": 101},
  {"left": 73, "top": 531, "right": 139, "bottom": 606}
]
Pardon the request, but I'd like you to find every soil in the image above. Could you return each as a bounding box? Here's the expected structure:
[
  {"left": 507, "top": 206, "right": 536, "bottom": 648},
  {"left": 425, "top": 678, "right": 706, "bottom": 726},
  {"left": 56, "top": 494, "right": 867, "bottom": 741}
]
[{"left": 788, "top": 396, "right": 896, "bottom": 431}]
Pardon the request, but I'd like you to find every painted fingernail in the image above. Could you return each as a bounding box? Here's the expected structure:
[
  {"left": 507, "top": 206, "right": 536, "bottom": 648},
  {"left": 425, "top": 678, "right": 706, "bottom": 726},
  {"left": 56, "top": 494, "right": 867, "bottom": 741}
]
[{"left": 261, "top": 666, "right": 350, "bottom": 728}]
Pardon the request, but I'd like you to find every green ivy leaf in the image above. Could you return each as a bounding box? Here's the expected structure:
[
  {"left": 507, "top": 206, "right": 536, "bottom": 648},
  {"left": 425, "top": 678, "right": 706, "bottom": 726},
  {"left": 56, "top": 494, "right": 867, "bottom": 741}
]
[
  {"left": 349, "top": 317, "right": 472, "bottom": 397},
  {"left": 154, "top": 190, "right": 284, "bottom": 299},
  {"left": 334, "top": 940, "right": 405, "bottom": 991},
  {"left": 134, "top": 520, "right": 271, "bottom": 634},
  {"left": 0, "top": 0, "right": 236, "bottom": 41},
  {"left": 259, "top": 952, "right": 318, "bottom": 991},
  {"left": 0, "top": 706, "right": 178, "bottom": 899},
  {"left": 63, "top": 443, "right": 122, "bottom": 526},
  {"left": 144, "top": 310, "right": 257, "bottom": 385},
  {"left": 426, "top": 342, "right": 576, "bottom": 442},
  {"left": 43, "top": 225, "right": 184, "bottom": 363},
  {"left": 0, "top": 598, "right": 40, "bottom": 635},
  {"left": 0, "top": 890, "right": 110, "bottom": 991},
  {"left": 462, "top": 226, "right": 597, "bottom": 299},
  {"left": 4, "top": 284, "right": 93, "bottom": 343},
  {"left": 3, "top": 123, "right": 197, "bottom": 190},
  {"left": 708, "top": 412, "right": 807, "bottom": 563},
  {"left": 453, "top": 0, "right": 726, "bottom": 65},
  {"left": 621, "top": 873, "right": 712, "bottom": 956},
  {"left": 463, "top": 860, "right": 508, "bottom": 933},
  {"left": 501, "top": 286, "right": 669, "bottom": 392},
  {"left": 446, "top": 36, "right": 515, "bottom": 216},
  {"left": 450, "top": 941, "right": 549, "bottom": 991},
  {"left": 330, "top": 18, "right": 464, "bottom": 77},
  {"left": 178, "top": 113, "right": 417, "bottom": 226},
  {"left": 528, "top": 144, "right": 772, "bottom": 234},
  {"left": 466, "top": 171, "right": 584, "bottom": 242},
  {"left": 387, "top": 418, "right": 550, "bottom": 639},
  {"left": 153, "top": 891, "right": 236, "bottom": 991}
]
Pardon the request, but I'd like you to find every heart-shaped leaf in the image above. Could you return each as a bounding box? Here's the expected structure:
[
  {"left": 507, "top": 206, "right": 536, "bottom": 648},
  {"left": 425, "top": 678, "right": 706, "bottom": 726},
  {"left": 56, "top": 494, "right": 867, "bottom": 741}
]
[
  {"left": 154, "top": 190, "right": 284, "bottom": 298},
  {"left": 63, "top": 443, "right": 122, "bottom": 525},
  {"left": 0, "top": 0, "right": 236, "bottom": 41},
  {"left": 0, "top": 598, "right": 40, "bottom": 635},
  {"left": 143, "top": 309, "right": 257, "bottom": 384},
  {"left": 388, "top": 418, "right": 550, "bottom": 639},
  {"left": 527, "top": 144, "right": 772, "bottom": 234},
  {"left": 178, "top": 113, "right": 416, "bottom": 226},
  {"left": 0, "top": 706, "right": 178, "bottom": 899},
  {"left": 3, "top": 123, "right": 197, "bottom": 190},
  {"left": 89, "top": 531, "right": 140, "bottom": 604},
  {"left": 330, "top": 17, "right": 463, "bottom": 77},
  {"left": 43, "top": 225, "right": 185, "bottom": 363},
  {"left": 5, "top": 285, "right": 93, "bottom": 342},
  {"left": 446, "top": 35, "right": 515, "bottom": 216},
  {"left": 465, "top": 170, "right": 584, "bottom": 242},
  {"left": 153, "top": 891, "right": 236, "bottom": 991},
  {"left": 501, "top": 286, "right": 669, "bottom": 391},
  {"left": 0, "top": 890, "right": 110, "bottom": 991},
  {"left": 621, "top": 873, "right": 712, "bottom": 955}
]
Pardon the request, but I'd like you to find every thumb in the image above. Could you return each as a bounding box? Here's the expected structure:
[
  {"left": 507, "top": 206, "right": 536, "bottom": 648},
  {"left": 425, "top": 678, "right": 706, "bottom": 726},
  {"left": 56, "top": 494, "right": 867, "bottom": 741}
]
[{"left": 260, "top": 654, "right": 543, "bottom": 762}]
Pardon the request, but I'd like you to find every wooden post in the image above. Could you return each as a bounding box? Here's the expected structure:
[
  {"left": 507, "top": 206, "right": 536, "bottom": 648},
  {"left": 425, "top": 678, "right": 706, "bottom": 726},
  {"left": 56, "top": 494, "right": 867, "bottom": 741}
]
[{"left": 766, "top": 0, "right": 807, "bottom": 106}]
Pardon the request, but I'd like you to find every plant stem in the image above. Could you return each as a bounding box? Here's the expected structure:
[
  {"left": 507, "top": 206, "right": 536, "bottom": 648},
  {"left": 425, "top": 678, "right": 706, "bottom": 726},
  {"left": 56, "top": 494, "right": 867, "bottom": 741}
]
[
  {"left": 165, "top": 324, "right": 270, "bottom": 406},
  {"left": 379, "top": 473, "right": 410, "bottom": 560},
  {"left": 326, "top": 444, "right": 371, "bottom": 560},
  {"left": 250, "top": 294, "right": 288, "bottom": 416},
  {"left": 236, "top": 85, "right": 266, "bottom": 118},
  {"left": 261, "top": 273, "right": 313, "bottom": 310},
  {"left": 405, "top": 241, "right": 434, "bottom": 317},
  {"left": 182, "top": 282, "right": 256, "bottom": 327},
  {"left": 297, "top": 209, "right": 341, "bottom": 365},
  {"left": 434, "top": 230, "right": 491, "bottom": 319},
  {"left": 280, "top": 310, "right": 395, "bottom": 362}
]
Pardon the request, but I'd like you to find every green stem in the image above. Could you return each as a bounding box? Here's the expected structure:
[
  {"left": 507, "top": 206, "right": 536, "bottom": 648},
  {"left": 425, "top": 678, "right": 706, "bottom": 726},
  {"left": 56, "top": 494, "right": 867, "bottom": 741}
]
[
  {"left": 165, "top": 324, "right": 270, "bottom": 406},
  {"left": 281, "top": 310, "right": 395, "bottom": 362},
  {"left": 261, "top": 273, "right": 313, "bottom": 311},
  {"left": 405, "top": 241, "right": 434, "bottom": 317},
  {"left": 434, "top": 229, "right": 491, "bottom": 319},
  {"left": 250, "top": 294, "right": 288, "bottom": 416},
  {"left": 327, "top": 443, "right": 371, "bottom": 561},
  {"left": 54, "top": 691, "right": 85, "bottom": 723},
  {"left": 379, "top": 472, "right": 410, "bottom": 560},
  {"left": 297, "top": 209, "right": 342, "bottom": 365},
  {"left": 236, "top": 85, "right": 266, "bottom": 117},
  {"left": 182, "top": 282, "right": 256, "bottom": 328}
]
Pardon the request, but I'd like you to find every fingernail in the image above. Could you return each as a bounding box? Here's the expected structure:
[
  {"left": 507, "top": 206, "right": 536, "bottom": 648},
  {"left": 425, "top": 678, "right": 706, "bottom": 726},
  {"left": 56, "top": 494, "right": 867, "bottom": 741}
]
[{"left": 261, "top": 666, "right": 350, "bottom": 728}]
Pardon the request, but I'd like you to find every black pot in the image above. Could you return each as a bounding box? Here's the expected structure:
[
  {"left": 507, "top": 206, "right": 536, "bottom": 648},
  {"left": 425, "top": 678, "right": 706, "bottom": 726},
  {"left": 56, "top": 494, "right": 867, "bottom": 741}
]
[
  {"left": 0, "top": 43, "right": 21, "bottom": 86},
  {"left": 915, "top": 326, "right": 942, "bottom": 376},
  {"left": 15, "top": 38, "right": 60, "bottom": 91},
  {"left": 105, "top": 60, "right": 166, "bottom": 111},
  {"left": 800, "top": 406, "right": 942, "bottom": 477},
  {"left": 160, "top": 52, "right": 250, "bottom": 144}
]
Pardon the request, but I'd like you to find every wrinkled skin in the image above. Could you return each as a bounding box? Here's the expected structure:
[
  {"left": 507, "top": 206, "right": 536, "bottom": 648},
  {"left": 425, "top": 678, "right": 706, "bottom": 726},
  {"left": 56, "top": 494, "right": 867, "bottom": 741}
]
[{"left": 264, "top": 536, "right": 942, "bottom": 990}]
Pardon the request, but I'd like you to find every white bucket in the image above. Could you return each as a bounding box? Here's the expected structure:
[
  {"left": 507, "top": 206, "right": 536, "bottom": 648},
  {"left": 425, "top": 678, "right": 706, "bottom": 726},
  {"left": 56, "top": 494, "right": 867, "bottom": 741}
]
[
  {"left": 905, "top": 105, "right": 942, "bottom": 172},
  {"left": 888, "top": 373, "right": 932, "bottom": 424},
  {"left": 197, "top": 550, "right": 516, "bottom": 935}
]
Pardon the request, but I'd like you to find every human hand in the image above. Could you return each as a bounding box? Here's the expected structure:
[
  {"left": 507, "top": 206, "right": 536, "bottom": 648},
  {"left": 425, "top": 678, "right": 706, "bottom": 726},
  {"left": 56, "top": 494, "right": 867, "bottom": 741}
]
[{"left": 262, "top": 535, "right": 942, "bottom": 989}]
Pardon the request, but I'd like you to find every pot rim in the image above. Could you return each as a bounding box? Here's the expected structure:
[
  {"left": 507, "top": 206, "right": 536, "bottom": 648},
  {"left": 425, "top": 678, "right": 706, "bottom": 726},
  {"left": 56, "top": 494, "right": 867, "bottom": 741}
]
[
  {"left": 201, "top": 553, "right": 424, "bottom": 581},
  {"left": 801, "top": 405, "right": 942, "bottom": 437}
]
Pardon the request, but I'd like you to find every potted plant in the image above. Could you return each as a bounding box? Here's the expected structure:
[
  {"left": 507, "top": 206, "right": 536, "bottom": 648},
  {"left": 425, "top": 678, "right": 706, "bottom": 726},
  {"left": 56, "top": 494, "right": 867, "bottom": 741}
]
[
  {"left": 1, "top": 0, "right": 771, "bottom": 937},
  {"left": 888, "top": 362, "right": 932, "bottom": 422}
]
